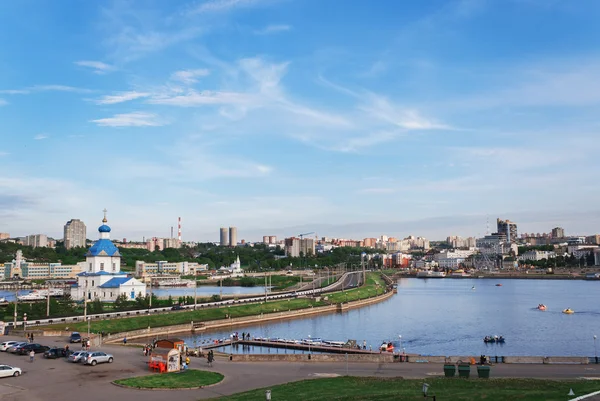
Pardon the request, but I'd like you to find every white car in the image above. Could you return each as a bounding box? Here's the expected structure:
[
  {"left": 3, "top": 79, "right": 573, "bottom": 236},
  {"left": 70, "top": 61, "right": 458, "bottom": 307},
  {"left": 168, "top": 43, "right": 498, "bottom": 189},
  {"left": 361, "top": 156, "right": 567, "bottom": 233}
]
[
  {"left": 0, "top": 341, "right": 19, "bottom": 352},
  {"left": 0, "top": 365, "right": 21, "bottom": 378}
]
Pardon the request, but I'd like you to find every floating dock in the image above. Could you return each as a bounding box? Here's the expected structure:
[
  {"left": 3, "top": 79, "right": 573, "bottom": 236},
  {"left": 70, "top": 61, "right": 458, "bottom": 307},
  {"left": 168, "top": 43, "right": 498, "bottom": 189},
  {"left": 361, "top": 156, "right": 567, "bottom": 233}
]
[{"left": 201, "top": 339, "right": 382, "bottom": 355}]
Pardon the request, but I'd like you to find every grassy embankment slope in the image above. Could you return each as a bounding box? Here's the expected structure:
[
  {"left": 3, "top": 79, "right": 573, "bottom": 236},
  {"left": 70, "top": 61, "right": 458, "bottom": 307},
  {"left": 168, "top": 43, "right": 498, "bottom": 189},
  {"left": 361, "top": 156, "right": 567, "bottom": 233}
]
[{"left": 40, "top": 273, "right": 387, "bottom": 334}]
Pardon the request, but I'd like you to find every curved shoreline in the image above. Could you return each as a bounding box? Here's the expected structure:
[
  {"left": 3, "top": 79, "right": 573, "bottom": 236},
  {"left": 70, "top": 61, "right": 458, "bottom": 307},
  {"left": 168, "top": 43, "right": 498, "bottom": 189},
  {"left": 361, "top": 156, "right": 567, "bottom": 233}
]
[{"left": 103, "top": 288, "right": 395, "bottom": 343}]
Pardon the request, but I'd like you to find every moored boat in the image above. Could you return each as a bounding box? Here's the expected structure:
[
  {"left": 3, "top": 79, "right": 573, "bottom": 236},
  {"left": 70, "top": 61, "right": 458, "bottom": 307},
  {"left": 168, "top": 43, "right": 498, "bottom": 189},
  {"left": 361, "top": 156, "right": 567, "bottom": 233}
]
[
  {"left": 537, "top": 304, "right": 547, "bottom": 311},
  {"left": 562, "top": 308, "right": 575, "bottom": 314}
]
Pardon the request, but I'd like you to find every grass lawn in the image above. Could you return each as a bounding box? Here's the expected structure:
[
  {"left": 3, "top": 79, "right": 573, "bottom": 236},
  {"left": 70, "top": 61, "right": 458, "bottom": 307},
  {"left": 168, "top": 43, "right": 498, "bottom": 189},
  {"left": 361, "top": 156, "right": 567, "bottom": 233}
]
[
  {"left": 39, "top": 273, "right": 388, "bottom": 334},
  {"left": 208, "top": 376, "right": 600, "bottom": 401},
  {"left": 114, "top": 369, "right": 223, "bottom": 389}
]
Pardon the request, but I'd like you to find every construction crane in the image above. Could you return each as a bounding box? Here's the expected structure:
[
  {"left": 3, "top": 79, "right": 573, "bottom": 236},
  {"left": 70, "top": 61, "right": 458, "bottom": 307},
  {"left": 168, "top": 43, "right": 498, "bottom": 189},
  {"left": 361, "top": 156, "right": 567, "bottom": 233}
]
[{"left": 298, "top": 232, "right": 315, "bottom": 239}]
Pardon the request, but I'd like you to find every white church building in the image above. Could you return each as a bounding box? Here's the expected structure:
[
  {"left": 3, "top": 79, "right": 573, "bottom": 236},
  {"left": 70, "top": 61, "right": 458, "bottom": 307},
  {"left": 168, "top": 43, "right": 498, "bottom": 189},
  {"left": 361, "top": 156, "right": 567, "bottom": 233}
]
[{"left": 72, "top": 212, "right": 146, "bottom": 302}]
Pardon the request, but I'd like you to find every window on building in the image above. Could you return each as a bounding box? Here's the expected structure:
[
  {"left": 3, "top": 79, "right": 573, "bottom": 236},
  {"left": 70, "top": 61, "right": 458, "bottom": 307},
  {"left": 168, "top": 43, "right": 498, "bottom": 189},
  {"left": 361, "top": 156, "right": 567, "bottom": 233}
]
[
  {"left": 92, "top": 280, "right": 94, "bottom": 286},
  {"left": 103, "top": 292, "right": 105, "bottom": 298},
  {"left": 85, "top": 280, "right": 88, "bottom": 287},
  {"left": 110, "top": 292, "right": 113, "bottom": 297},
  {"left": 112, "top": 263, "right": 116, "bottom": 272},
  {"left": 89, "top": 263, "right": 92, "bottom": 272},
  {"left": 100, "top": 263, "right": 104, "bottom": 271}
]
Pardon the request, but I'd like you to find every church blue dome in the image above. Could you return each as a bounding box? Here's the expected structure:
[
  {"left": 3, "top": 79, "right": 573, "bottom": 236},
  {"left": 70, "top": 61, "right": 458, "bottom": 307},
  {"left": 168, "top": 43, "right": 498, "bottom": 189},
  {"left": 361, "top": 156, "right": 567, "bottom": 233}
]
[{"left": 99, "top": 224, "right": 111, "bottom": 233}]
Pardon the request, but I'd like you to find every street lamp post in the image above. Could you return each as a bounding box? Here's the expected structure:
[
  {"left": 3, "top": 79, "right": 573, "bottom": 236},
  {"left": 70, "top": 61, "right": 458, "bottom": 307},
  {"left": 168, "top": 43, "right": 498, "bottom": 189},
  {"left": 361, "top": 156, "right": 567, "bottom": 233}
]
[
  {"left": 23, "top": 313, "right": 27, "bottom": 340},
  {"left": 308, "top": 334, "right": 312, "bottom": 357},
  {"left": 594, "top": 335, "right": 598, "bottom": 364},
  {"left": 87, "top": 317, "right": 91, "bottom": 342},
  {"left": 147, "top": 310, "right": 150, "bottom": 331},
  {"left": 398, "top": 335, "right": 402, "bottom": 351}
]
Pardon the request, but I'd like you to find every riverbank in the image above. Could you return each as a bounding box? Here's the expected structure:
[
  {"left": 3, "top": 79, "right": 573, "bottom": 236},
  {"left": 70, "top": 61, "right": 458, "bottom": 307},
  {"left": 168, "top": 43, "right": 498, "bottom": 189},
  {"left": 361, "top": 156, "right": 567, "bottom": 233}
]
[{"left": 36, "top": 273, "right": 390, "bottom": 339}]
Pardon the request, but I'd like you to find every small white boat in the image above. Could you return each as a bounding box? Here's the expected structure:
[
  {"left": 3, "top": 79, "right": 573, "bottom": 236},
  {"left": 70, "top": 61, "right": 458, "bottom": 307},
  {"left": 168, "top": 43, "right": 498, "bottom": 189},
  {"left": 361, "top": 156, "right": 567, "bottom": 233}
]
[{"left": 322, "top": 340, "right": 345, "bottom": 348}]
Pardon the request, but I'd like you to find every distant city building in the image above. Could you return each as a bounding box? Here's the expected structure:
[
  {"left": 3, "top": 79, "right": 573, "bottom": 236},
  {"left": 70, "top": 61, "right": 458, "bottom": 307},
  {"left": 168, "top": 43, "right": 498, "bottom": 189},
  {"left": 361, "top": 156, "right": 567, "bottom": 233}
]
[
  {"left": 145, "top": 237, "right": 181, "bottom": 252},
  {"left": 585, "top": 235, "right": 600, "bottom": 245},
  {"left": 220, "top": 227, "right": 229, "bottom": 246},
  {"left": 217, "top": 256, "right": 243, "bottom": 277},
  {"left": 519, "top": 250, "right": 556, "bottom": 261},
  {"left": 23, "top": 234, "right": 49, "bottom": 248},
  {"left": 73, "top": 212, "right": 145, "bottom": 302},
  {"left": 229, "top": 226, "right": 238, "bottom": 247},
  {"left": 0, "top": 233, "right": 9, "bottom": 240},
  {"left": 497, "top": 218, "right": 518, "bottom": 243},
  {"left": 0, "top": 249, "right": 83, "bottom": 279},
  {"left": 363, "top": 238, "right": 377, "bottom": 248},
  {"left": 135, "top": 260, "right": 208, "bottom": 279},
  {"left": 551, "top": 227, "right": 565, "bottom": 238},
  {"left": 262, "top": 235, "right": 278, "bottom": 245},
  {"left": 284, "top": 237, "right": 315, "bottom": 257},
  {"left": 116, "top": 241, "right": 147, "bottom": 249},
  {"left": 446, "top": 236, "right": 477, "bottom": 248},
  {"left": 64, "top": 219, "right": 87, "bottom": 249}
]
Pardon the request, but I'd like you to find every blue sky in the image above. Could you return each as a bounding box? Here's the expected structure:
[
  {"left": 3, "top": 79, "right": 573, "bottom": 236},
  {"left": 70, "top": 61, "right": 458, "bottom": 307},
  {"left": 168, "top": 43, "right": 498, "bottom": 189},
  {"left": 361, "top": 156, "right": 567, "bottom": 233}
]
[{"left": 1, "top": 0, "right": 600, "bottom": 242}]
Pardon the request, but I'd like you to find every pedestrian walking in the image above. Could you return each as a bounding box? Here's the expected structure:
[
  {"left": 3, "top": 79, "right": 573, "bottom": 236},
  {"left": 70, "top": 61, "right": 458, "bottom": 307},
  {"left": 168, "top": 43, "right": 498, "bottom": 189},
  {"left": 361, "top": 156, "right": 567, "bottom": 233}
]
[
  {"left": 29, "top": 349, "right": 35, "bottom": 363},
  {"left": 123, "top": 336, "right": 127, "bottom": 345}
]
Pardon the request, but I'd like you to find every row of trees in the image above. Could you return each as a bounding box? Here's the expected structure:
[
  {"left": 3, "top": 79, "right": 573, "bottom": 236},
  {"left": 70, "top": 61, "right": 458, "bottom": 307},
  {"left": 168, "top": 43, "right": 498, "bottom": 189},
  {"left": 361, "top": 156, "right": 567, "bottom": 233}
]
[{"left": 0, "top": 241, "right": 384, "bottom": 272}]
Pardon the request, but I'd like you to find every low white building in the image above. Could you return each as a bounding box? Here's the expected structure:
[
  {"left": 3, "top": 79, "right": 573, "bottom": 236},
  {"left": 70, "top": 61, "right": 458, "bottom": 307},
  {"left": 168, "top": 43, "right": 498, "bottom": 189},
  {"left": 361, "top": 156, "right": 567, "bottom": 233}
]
[
  {"left": 72, "top": 213, "right": 146, "bottom": 302},
  {"left": 135, "top": 260, "right": 208, "bottom": 279},
  {"left": 519, "top": 250, "right": 556, "bottom": 261},
  {"left": 217, "top": 256, "right": 243, "bottom": 277}
]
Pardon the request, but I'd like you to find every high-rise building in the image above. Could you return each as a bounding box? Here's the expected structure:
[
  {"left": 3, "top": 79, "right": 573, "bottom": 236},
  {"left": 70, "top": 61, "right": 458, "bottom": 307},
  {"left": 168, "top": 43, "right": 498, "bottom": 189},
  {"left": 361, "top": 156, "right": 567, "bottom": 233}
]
[
  {"left": 551, "top": 227, "right": 565, "bottom": 238},
  {"left": 64, "top": 219, "right": 87, "bottom": 249},
  {"left": 229, "top": 226, "right": 238, "bottom": 247},
  {"left": 497, "top": 218, "right": 518, "bottom": 243},
  {"left": 263, "top": 235, "right": 278, "bottom": 244},
  {"left": 263, "top": 236, "right": 269, "bottom": 244},
  {"left": 284, "top": 237, "right": 315, "bottom": 257},
  {"left": 220, "top": 227, "right": 229, "bottom": 246},
  {"left": 0, "top": 233, "right": 9, "bottom": 240},
  {"left": 23, "top": 234, "right": 49, "bottom": 248}
]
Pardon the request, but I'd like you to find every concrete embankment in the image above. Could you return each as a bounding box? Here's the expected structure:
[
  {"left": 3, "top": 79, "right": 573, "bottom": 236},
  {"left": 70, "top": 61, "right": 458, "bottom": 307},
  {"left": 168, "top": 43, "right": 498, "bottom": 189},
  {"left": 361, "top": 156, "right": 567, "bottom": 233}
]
[{"left": 99, "top": 289, "right": 395, "bottom": 343}]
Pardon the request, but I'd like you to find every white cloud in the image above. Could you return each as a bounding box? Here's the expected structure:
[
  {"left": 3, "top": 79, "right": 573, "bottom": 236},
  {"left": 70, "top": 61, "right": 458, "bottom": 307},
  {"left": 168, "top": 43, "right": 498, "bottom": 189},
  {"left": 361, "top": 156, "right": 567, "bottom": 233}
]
[
  {"left": 149, "top": 90, "right": 255, "bottom": 106},
  {"left": 0, "top": 151, "right": 8, "bottom": 156},
  {"left": 91, "top": 112, "right": 166, "bottom": 127},
  {"left": 187, "top": 0, "right": 263, "bottom": 15},
  {"left": 254, "top": 24, "right": 291, "bottom": 35},
  {"left": 34, "top": 134, "right": 48, "bottom": 140},
  {"left": 75, "top": 60, "right": 115, "bottom": 74},
  {"left": 0, "top": 99, "right": 7, "bottom": 106},
  {"left": 359, "top": 94, "right": 449, "bottom": 130},
  {"left": 170, "top": 69, "right": 210, "bottom": 84},
  {"left": 95, "top": 91, "right": 151, "bottom": 105},
  {"left": 0, "top": 90, "right": 29, "bottom": 95},
  {"left": 30, "top": 85, "right": 93, "bottom": 94}
]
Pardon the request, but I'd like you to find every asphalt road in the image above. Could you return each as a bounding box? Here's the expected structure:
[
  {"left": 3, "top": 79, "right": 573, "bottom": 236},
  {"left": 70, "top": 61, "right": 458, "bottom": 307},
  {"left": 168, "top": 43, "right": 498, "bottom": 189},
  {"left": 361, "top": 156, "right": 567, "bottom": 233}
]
[{"left": 0, "top": 335, "right": 600, "bottom": 401}]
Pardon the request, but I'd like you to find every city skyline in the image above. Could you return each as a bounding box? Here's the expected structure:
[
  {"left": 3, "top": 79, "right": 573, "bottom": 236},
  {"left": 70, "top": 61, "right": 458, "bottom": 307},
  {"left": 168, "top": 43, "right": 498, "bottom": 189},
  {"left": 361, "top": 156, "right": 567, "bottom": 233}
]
[{"left": 1, "top": 1, "right": 600, "bottom": 240}]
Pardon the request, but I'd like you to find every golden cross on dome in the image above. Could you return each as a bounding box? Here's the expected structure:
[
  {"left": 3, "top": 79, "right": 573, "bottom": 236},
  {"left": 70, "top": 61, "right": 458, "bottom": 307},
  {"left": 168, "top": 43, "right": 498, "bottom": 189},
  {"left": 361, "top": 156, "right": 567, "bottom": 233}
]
[{"left": 102, "top": 208, "right": 108, "bottom": 223}]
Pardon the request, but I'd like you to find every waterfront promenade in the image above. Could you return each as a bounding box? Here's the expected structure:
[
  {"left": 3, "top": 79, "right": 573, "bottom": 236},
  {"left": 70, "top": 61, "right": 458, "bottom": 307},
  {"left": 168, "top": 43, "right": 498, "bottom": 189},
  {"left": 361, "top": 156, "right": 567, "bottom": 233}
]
[{"left": 1, "top": 335, "right": 600, "bottom": 401}]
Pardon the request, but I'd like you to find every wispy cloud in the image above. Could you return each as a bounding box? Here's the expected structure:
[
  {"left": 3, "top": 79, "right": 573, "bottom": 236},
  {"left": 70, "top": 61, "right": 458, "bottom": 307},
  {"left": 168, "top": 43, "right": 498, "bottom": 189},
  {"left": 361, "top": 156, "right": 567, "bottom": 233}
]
[
  {"left": 148, "top": 90, "right": 255, "bottom": 106},
  {"left": 0, "top": 85, "right": 93, "bottom": 95},
  {"left": 187, "top": 0, "right": 263, "bottom": 15},
  {"left": 34, "top": 134, "right": 48, "bottom": 140},
  {"left": 91, "top": 112, "right": 166, "bottom": 127},
  {"left": 0, "top": 99, "right": 7, "bottom": 106},
  {"left": 95, "top": 91, "right": 151, "bottom": 105},
  {"left": 30, "top": 85, "right": 93, "bottom": 93},
  {"left": 170, "top": 69, "right": 210, "bottom": 84},
  {"left": 0, "top": 151, "right": 9, "bottom": 157},
  {"left": 75, "top": 60, "right": 115, "bottom": 74},
  {"left": 254, "top": 24, "right": 291, "bottom": 35}
]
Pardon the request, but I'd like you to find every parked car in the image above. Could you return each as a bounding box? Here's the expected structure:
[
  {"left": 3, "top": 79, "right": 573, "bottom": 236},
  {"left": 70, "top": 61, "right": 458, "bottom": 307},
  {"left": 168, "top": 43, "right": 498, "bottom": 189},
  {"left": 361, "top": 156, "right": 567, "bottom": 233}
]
[
  {"left": 67, "top": 351, "right": 88, "bottom": 363},
  {"left": 171, "top": 305, "right": 183, "bottom": 311},
  {"left": 17, "top": 344, "right": 50, "bottom": 355},
  {"left": 43, "top": 348, "right": 68, "bottom": 359},
  {"left": 83, "top": 351, "right": 113, "bottom": 366},
  {"left": 69, "top": 332, "right": 82, "bottom": 343},
  {"left": 9, "top": 343, "right": 29, "bottom": 354},
  {"left": 0, "top": 341, "right": 19, "bottom": 352},
  {"left": 0, "top": 365, "right": 21, "bottom": 378}
]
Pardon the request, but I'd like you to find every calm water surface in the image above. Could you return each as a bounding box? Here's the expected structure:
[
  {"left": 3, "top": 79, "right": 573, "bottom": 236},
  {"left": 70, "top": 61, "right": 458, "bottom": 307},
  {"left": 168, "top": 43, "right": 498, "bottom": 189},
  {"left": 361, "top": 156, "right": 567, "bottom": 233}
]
[{"left": 179, "top": 278, "right": 600, "bottom": 356}]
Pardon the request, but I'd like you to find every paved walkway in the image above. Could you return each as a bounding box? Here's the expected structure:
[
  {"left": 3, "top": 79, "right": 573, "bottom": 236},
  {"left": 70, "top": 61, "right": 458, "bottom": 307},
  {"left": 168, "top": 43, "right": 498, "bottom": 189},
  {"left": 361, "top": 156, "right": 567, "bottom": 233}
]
[{"left": 0, "top": 335, "right": 599, "bottom": 400}]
